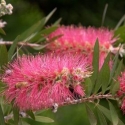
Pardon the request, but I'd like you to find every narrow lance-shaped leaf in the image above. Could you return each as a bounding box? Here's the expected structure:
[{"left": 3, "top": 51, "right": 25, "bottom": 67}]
[
  {"left": 33, "top": 34, "right": 62, "bottom": 50},
  {"left": 8, "top": 35, "right": 20, "bottom": 61},
  {"left": 8, "top": 9, "right": 57, "bottom": 60},
  {"left": 45, "top": 8, "right": 57, "bottom": 23},
  {"left": 30, "top": 25, "right": 58, "bottom": 43},
  {"left": 108, "top": 101, "right": 118, "bottom": 125},
  {"left": 53, "top": 18, "right": 62, "bottom": 26},
  {"left": 13, "top": 107, "right": 19, "bottom": 125},
  {"left": 91, "top": 40, "right": 99, "bottom": 81},
  {"left": 114, "top": 25, "right": 125, "bottom": 43},
  {"left": 0, "top": 45, "right": 8, "bottom": 66},
  {"left": 21, "top": 118, "right": 38, "bottom": 125},
  {"left": 113, "top": 59, "right": 123, "bottom": 80},
  {"left": 21, "top": 116, "right": 54, "bottom": 125},
  {"left": 85, "top": 104, "right": 97, "bottom": 125},
  {"left": 0, "top": 104, "right": 5, "bottom": 125},
  {"left": 108, "top": 53, "right": 119, "bottom": 84},
  {"left": 26, "top": 110, "right": 35, "bottom": 120},
  {"left": 118, "top": 119, "right": 125, "bottom": 125},
  {"left": 97, "top": 104, "right": 111, "bottom": 121},
  {"left": 111, "top": 81, "right": 120, "bottom": 95},
  {"left": 17, "top": 18, "right": 45, "bottom": 42},
  {"left": 94, "top": 53, "right": 110, "bottom": 94},
  {"left": 0, "top": 28, "right": 6, "bottom": 35},
  {"left": 39, "top": 25, "right": 58, "bottom": 35},
  {"left": 35, "top": 116, "right": 54, "bottom": 123},
  {"left": 97, "top": 104, "right": 124, "bottom": 125},
  {"left": 84, "top": 78, "right": 93, "bottom": 96},
  {"left": 110, "top": 59, "right": 123, "bottom": 91},
  {"left": 96, "top": 107, "right": 107, "bottom": 125}
]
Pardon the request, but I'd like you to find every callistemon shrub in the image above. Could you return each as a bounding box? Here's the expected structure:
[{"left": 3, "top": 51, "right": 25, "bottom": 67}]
[
  {"left": 47, "top": 25, "right": 117, "bottom": 68},
  {"left": 117, "top": 71, "right": 125, "bottom": 113},
  {"left": 2, "top": 52, "right": 92, "bottom": 111}
]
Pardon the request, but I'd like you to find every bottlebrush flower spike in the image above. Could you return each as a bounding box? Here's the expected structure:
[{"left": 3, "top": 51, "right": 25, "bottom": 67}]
[
  {"left": 46, "top": 25, "right": 118, "bottom": 69},
  {"left": 117, "top": 71, "right": 125, "bottom": 113},
  {"left": 2, "top": 52, "right": 92, "bottom": 111},
  {"left": 46, "top": 25, "right": 117, "bottom": 53},
  {"left": 117, "top": 72, "right": 125, "bottom": 97}
]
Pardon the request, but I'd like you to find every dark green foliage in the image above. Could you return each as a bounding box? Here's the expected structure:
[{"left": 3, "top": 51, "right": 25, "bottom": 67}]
[{"left": 0, "top": 104, "right": 5, "bottom": 125}]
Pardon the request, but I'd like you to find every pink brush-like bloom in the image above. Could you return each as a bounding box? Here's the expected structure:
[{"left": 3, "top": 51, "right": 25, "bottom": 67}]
[
  {"left": 3, "top": 52, "right": 92, "bottom": 111},
  {"left": 121, "top": 99, "right": 125, "bottom": 113},
  {"left": 117, "top": 72, "right": 125, "bottom": 97},
  {"left": 47, "top": 25, "right": 117, "bottom": 69},
  {"left": 117, "top": 71, "right": 125, "bottom": 113},
  {"left": 47, "top": 25, "right": 117, "bottom": 52}
]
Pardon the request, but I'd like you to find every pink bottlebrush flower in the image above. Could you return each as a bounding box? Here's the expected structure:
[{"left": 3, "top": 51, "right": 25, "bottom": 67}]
[
  {"left": 117, "top": 72, "right": 125, "bottom": 97},
  {"left": 2, "top": 52, "right": 92, "bottom": 111},
  {"left": 117, "top": 71, "right": 125, "bottom": 113},
  {"left": 46, "top": 25, "right": 117, "bottom": 52},
  {"left": 46, "top": 25, "right": 117, "bottom": 69},
  {"left": 121, "top": 98, "right": 125, "bottom": 113}
]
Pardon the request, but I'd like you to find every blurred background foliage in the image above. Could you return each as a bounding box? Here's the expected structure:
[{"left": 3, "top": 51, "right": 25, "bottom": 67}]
[
  {"left": 2, "top": 0, "right": 125, "bottom": 40},
  {"left": 1, "top": 0, "right": 125, "bottom": 125}
]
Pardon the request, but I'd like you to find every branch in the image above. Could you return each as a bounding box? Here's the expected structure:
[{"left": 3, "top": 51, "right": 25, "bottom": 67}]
[
  {"left": 0, "top": 41, "right": 125, "bottom": 57},
  {"left": 4, "top": 94, "right": 114, "bottom": 121},
  {"left": 0, "top": 41, "right": 41, "bottom": 47},
  {"left": 61, "top": 94, "right": 114, "bottom": 107}
]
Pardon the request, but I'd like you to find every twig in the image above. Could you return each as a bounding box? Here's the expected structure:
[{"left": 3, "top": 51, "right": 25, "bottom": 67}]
[
  {"left": 0, "top": 41, "right": 40, "bottom": 47},
  {"left": 62, "top": 94, "right": 113, "bottom": 106},
  {"left": 4, "top": 94, "right": 114, "bottom": 121}
]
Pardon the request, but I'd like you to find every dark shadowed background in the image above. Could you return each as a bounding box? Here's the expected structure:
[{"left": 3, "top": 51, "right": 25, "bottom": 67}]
[{"left": 3, "top": 0, "right": 125, "bottom": 40}]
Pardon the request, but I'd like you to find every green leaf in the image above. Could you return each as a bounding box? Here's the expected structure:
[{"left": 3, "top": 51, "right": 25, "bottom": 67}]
[
  {"left": 32, "top": 34, "right": 62, "bottom": 50},
  {"left": 13, "top": 107, "right": 19, "bottom": 125},
  {"left": 84, "top": 78, "right": 93, "bottom": 96},
  {"left": 111, "top": 81, "right": 120, "bottom": 95},
  {"left": 0, "top": 97, "right": 12, "bottom": 116},
  {"left": 30, "top": 25, "right": 58, "bottom": 43},
  {"left": 19, "top": 19, "right": 45, "bottom": 42},
  {"left": 8, "top": 36, "right": 20, "bottom": 61},
  {"left": 114, "top": 15, "right": 125, "bottom": 31},
  {"left": 53, "top": 18, "right": 62, "bottom": 26},
  {"left": 39, "top": 25, "right": 58, "bottom": 35},
  {"left": 91, "top": 40, "right": 99, "bottom": 83},
  {"left": 114, "top": 25, "right": 125, "bottom": 43},
  {"left": 108, "top": 101, "right": 118, "bottom": 125},
  {"left": 19, "top": 8, "right": 56, "bottom": 42},
  {"left": 97, "top": 104, "right": 111, "bottom": 121},
  {"left": 118, "top": 119, "right": 125, "bottom": 125},
  {"left": 21, "top": 118, "right": 37, "bottom": 125},
  {"left": 96, "top": 108, "right": 107, "bottom": 125},
  {"left": 0, "top": 82, "right": 6, "bottom": 94},
  {"left": 0, "top": 28, "right": 6, "bottom": 35},
  {"left": 97, "top": 104, "right": 124, "bottom": 124},
  {"left": 94, "top": 53, "right": 110, "bottom": 94},
  {"left": 26, "top": 110, "right": 35, "bottom": 120},
  {"left": 113, "top": 59, "right": 123, "bottom": 80},
  {"left": 35, "top": 116, "right": 54, "bottom": 123},
  {"left": 8, "top": 9, "right": 57, "bottom": 60},
  {"left": 0, "top": 45, "right": 8, "bottom": 66},
  {"left": 85, "top": 104, "right": 97, "bottom": 125},
  {"left": 110, "top": 59, "right": 123, "bottom": 91},
  {"left": 108, "top": 53, "right": 119, "bottom": 84},
  {"left": 0, "top": 104, "right": 5, "bottom": 125},
  {"left": 45, "top": 8, "right": 57, "bottom": 23},
  {"left": 22, "top": 116, "right": 54, "bottom": 125}
]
